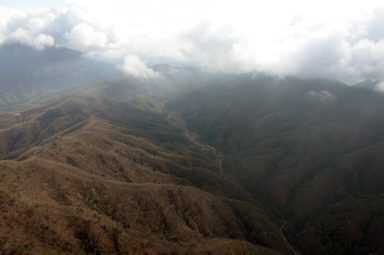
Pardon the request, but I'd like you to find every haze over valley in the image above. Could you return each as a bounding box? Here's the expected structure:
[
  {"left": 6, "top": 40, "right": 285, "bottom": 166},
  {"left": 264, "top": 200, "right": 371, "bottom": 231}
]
[{"left": 0, "top": 1, "right": 384, "bottom": 255}]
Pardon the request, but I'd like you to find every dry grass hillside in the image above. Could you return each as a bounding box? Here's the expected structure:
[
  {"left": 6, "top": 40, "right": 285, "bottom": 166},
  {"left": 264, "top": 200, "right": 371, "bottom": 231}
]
[{"left": 0, "top": 94, "right": 289, "bottom": 255}]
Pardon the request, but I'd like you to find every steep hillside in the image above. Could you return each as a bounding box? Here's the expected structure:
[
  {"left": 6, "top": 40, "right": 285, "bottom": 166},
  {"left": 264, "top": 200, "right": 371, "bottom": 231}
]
[
  {"left": 168, "top": 74, "right": 384, "bottom": 254},
  {"left": 2, "top": 63, "right": 384, "bottom": 254},
  {"left": 0, "top": 91, "right": 290, "bottom": 255}
]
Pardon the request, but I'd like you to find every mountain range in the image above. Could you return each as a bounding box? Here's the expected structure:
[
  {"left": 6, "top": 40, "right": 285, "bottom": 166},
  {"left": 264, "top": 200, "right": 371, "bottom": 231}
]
[{"left": 0, "top": 45, "right": 383, "bottom": 255}]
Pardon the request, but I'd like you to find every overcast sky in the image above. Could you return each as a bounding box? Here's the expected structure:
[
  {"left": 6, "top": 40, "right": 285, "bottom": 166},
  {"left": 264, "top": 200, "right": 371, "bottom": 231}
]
[{"left": 1, "top": 0, "right": 384, "bottom": 83}]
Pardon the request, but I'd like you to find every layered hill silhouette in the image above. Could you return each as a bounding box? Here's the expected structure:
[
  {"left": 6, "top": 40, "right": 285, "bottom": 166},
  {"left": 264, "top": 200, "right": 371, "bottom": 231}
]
[
  {"left": 0, "top": 44, "right": 120, "bottom": 111},
  {"left": 1, "top": 45, "right": 384, "bottom": 255}
]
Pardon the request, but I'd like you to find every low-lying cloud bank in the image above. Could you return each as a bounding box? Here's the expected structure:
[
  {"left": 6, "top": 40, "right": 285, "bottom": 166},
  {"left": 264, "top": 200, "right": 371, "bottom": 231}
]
[{"left": 1, "top": 2, "right": 384, "bottom": 82}]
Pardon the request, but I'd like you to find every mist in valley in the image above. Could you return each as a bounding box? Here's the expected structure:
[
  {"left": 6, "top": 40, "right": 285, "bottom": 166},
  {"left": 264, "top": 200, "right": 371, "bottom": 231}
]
[{"left": 0, "top": 1, "right": 384, "bottom": 255}]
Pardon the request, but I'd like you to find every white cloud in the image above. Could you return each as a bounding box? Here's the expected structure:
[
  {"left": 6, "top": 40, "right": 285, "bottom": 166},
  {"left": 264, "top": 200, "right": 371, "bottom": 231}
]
[
  {"left": 65, "top": 23, "right": 107, "bottom": 49},
  {"left": 6, "top": 27, "right": 54, "bottom": 49},
  {"left": 28, "top": 18, "right": 45, "bottom": 32},
  {"left": 34, "top": 34, "right": 55, "bottom": 49},
  {"left": 180, "top": 22, "right": 246, "bottom": 71},
  {"left": 122, "top": 55, "right": 158, "bottom": 79},
  {"left": 1, "top": 1, "right": 384, "bottom": 82},
  {"left": 374, "top": 81, "right": 384, "bottom": 93},
  {"left": 308, "top": 90, "right": 336, "bottom": 101},
  {"left": 348, "top": 39, "right": 384, "bottom": 80}
]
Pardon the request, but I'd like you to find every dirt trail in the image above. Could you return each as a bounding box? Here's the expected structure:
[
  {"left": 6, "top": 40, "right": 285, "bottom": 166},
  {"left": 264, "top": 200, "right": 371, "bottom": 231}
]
[
  {"left": 165, "top": 112, "right": 223, "bottom": 172},
  {"left": 280, "top": 223, "right": 300, "bottom": 255}
]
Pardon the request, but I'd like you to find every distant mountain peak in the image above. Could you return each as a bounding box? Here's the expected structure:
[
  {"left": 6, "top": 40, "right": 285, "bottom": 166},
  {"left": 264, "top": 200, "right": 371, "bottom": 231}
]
[
  {"left": 352, "top": 79, "right": 381, "bottom": 89},
  {"left": 0, "top": 43, "right": 121, "bottom": 111}
]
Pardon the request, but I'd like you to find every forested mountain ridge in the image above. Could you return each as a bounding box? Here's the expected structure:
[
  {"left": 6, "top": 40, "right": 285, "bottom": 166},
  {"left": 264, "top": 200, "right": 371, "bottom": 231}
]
[
  {"left": 0, "top": 45, "right": 383, "bottom": 254},
  {"left": 167, "top": 75, "right": 384, "bottom": 254},
  {"left": 0, "top": 84, "right": 290, "bottom": 254}
]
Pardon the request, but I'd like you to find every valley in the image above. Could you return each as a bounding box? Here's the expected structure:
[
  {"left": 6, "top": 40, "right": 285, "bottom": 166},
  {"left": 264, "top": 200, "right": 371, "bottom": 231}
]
[
  {"left": 0, "top": 45, "right": 383, "bottom": 255},
  {"left": 0, "top": 89, "right": 291, "bottom": 254}
]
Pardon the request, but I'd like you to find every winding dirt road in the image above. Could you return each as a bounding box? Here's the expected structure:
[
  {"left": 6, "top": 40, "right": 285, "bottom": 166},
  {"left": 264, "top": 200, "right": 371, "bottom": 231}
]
[
  {"left": 280, "top": 223, "right": 300, "bottom": 255},
  {"left": 166, "top": 112, "right": 223, "bottom": 172}
]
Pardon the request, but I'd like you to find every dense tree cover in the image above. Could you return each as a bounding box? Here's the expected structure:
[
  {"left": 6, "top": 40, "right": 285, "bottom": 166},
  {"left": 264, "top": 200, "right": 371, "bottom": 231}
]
[
  {"left": 1, "top": 44, "right": 384, "bottom": 254},
  {"left": 167, "top": 74, "right": 384, "bottom": 254}
]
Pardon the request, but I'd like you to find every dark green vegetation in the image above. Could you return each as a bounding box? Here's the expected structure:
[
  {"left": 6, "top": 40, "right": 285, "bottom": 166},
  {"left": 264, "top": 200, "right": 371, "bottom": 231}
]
[
  {"left": 167, "top": 74, "right": 384, "bottom": 254},
  {"left": 0, "top": 45, "right": 384, "bottom": 254}
]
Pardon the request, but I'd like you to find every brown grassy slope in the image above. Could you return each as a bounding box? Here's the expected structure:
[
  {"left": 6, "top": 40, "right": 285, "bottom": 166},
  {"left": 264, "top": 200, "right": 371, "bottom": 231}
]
[{"left": 0, "top": 95, "right": 289, "bottom": 255}]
